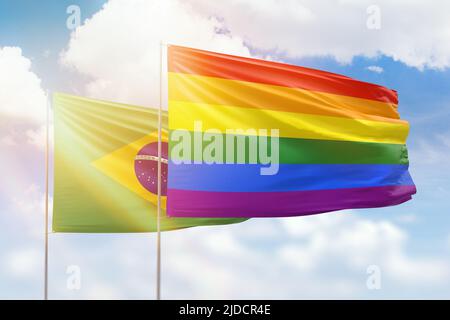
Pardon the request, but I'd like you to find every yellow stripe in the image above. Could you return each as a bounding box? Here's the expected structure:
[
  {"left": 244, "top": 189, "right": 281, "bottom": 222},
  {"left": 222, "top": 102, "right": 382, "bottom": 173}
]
[
  {"left": 169, "top": 101, "right": 409, "bottom": 144},
  {"left": 168, "top": 72, "right": 401, "bottom": 123}
]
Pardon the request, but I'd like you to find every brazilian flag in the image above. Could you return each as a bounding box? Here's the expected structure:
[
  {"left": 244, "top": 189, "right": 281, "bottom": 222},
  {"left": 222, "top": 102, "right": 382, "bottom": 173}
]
[{"left": 52, "top": 93, "right": 246, "bottom": 232}]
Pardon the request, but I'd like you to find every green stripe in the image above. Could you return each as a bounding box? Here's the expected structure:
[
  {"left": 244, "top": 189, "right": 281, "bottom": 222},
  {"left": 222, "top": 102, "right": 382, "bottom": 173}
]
[{"left": 169, "top": 131, "right": 409, "bottom": 164}]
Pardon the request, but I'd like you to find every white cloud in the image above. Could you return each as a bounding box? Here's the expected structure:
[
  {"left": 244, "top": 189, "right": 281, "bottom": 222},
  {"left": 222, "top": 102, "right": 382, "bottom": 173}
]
[
  {"left": 12, "top": 0, "right": 448, "bottom": 299},
  {"left": 190, "top": 0, "right": 450, "bottom": 70},
  {"left": 161, "top": 214, "right": 450, "bottom": 299},
  {"left": 3, "top": 247, "right": 41, "bottom": 279},
  {"left": 11, "top": 184, "right": 48, "bottom": 238},
  {"left": 0, "top": 134, "right": 17, "bottom": 147},
  {"left": 12, "top": 184, "right": 45, "bottom": 217},
  {"left": 412, "top": 132, "right": 450, "bottom": 166},
  {"left": 60, "top": 0, "right": 251, "bottom": 107},
  {"left": 10, "top": 213, "right": 446, "bottom": 300},
  {"left": 46, "top": 234, "right": 156, "bottom": 300},
  {"left": 366, "top": 65, "right": 384, "bottom": 73},
  {"left": 26, "top": 124, "right": 51, "bottom": 149},
  {"left": 0, "top": 46, "right": 48, "bottom": 153},
  {"left": 59, "top": 0, "right": 450, "bottom": 107},
  {"left": 279, "top": 214, "right": 449, "bottom": 285},
  {"left": 26, "top": 127, "right": 45, "bottom": 149},
  {"left": 0, "top": 47, "right": 47, "bottom": 123},
  {"left": 85, "top": 284, "right": 123, "bottom": 300},
  {"left": 395, "top": 214, "right": 417, "bottom": 224},
  {"left": 42, "top": 50, "right": 51, "bottom": 59}
]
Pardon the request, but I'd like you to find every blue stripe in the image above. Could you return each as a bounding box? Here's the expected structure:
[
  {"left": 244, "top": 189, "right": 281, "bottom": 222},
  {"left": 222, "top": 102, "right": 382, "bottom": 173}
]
[{"left": 168, "top": 163, "right": 414, "bottom": 192}]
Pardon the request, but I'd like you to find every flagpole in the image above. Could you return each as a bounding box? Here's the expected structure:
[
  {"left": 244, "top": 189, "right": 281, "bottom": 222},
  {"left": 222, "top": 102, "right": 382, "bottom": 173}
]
[
  {"left": 44, "top": 91, "right": 50, "bottom": 300},
  {"left": 156, "top": 41, "right": 164, "bottom": 300}
]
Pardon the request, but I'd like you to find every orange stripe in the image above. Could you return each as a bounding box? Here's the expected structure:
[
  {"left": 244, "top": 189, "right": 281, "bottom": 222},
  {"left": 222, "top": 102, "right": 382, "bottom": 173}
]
[
  {"left": 168, "top": 45, "right": 398, "bottom": 105},
  {"left": 169, "top": 72, "right": 401, "bottom": 123}
]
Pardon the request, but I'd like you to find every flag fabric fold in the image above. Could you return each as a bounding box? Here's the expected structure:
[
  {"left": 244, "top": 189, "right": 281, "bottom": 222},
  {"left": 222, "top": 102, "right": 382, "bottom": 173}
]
[
  {"left": 167, "top": 45, "right": 416, "bottom": 218},
  {"left": 52, "top": 93, "right": 246, "bottom": 232}
]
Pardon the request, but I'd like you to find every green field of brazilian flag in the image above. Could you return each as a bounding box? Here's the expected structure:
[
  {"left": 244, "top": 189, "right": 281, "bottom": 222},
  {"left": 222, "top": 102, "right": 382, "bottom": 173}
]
[{"left": 52, "top": 93, "right": 246, "bottom": 232}]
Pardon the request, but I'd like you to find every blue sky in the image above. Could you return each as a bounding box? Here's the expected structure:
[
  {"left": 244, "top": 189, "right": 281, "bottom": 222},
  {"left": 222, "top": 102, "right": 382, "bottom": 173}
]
[
  {"left": 1, "top": 0, "right": 450, "bottom": 299},
  {"left": 0, "top": 0, "right": 105, "bottom": 90}
]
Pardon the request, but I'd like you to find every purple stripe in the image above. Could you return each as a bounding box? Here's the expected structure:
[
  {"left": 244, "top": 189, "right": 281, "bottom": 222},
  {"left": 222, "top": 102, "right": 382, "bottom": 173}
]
[{"left": 167, "top": 185, "right": 416, "bottom": 218}]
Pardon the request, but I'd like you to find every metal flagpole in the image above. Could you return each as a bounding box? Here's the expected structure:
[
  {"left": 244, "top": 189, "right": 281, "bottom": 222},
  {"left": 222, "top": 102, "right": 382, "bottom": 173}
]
[
  {"left": 156, "top": 41, "right": 164, "bottom": 300},
  {"left": 44, "top": 91, "right": 50, "bottom": 300}
]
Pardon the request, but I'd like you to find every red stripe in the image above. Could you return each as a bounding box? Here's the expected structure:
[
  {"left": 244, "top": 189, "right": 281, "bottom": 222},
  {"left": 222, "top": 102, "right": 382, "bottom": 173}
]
[{"left": 168, "top": 45, "right": 398, "bottom": 105}]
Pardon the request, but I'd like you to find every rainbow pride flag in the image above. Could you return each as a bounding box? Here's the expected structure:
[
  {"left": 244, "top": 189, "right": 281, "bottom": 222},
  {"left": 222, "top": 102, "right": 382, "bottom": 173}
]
[{"left": 167, "top": 45, "right": 416, "bottom": 218}]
